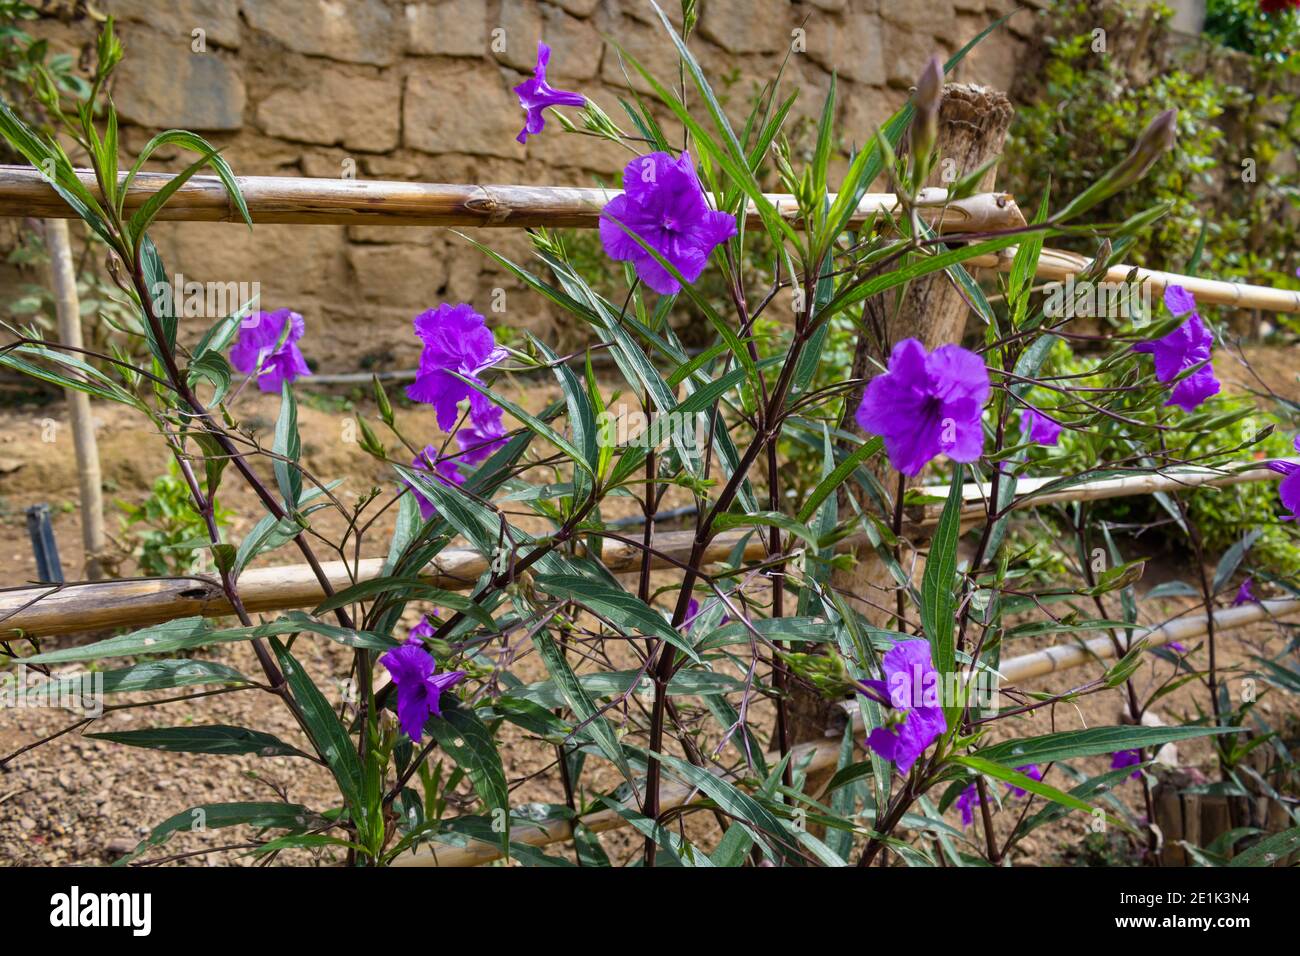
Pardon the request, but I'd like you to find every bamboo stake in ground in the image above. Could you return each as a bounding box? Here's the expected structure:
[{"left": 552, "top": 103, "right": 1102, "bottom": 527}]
[{"left": 43, "top": 218, "right": 105, "bottom": 580}]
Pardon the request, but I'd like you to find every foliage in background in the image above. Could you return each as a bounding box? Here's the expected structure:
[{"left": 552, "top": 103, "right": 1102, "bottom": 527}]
[
  {"left": 117, "top": 460, "right": 233, "bottom": 577},
  {"left": 1005, "top": 0, "right": 1299, "bottom": 297}
]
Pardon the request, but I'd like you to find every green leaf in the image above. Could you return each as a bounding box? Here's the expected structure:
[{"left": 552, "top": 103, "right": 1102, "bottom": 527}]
[
  {"left": 425, "top": 702, "right": 510, "bottom": 855},
  {"left": 39, "top": 658, "right": 248, "bottom": 697},
  {"left": 233, "top": 513, "right": 299, "bottom": 576},
  {"left": 120, "top": 129, "right": 252, "bottom": 229},
  {"left": 116, "top": 802, "right": 315, "bottom": 865},
  {"left": 531, "top": 628, "right": 633, "bottom": 783},
  {"left": 87, "top": 725, "right": 311, "bottom": 759},
  {"left": 1227, "top": 826, "right": 1300, "bottom": 867},
  {"left": 270, "top": 639, "right": 364, "bottom": 819},
  {"left": 953, "top": 755, "right": 1126, "bottom": 831},
  {"left": 977, "top": 725, "right": 1244, "bottom": 768},
  {"left": 533, "top": 574, "right": 700, "bottom": 662},
  {"left": 273, "top": 382, "right": 303, "bottom": 511},
  {"left": 713, "top": 510, "right": 819, "bottom": 550},
  {"left": 923, "top": 463, "right": 963, "bottom": 720},
  {"left": 795, "top": 436, "right": 882, "bottom": 523}
]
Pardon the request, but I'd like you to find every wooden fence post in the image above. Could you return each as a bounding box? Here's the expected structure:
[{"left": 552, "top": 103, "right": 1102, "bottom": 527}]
[
  {"left": 789, "top": 83, "right": 1016, "bottom": 793},
  {"left": 44, "top": 217, "right": 106, "bottom": 580}
]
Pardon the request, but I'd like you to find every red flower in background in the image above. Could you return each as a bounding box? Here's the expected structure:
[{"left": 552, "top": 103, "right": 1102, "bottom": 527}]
[{"left": 1260, "top": 0, "right": 1300, "bottom": 14}]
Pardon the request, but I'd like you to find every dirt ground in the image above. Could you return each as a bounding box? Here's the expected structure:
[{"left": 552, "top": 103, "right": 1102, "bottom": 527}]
[{"left": 0, "top": 345, "right": 1297, "bottom": 866}]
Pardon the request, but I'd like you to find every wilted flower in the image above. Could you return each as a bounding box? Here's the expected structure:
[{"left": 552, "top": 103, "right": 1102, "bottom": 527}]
[
  {"left": 1232, "top": 578, "right": 1258, "bottom": 607},
  {"left": 407, "top": 303, "right": 507, "bottom": 431},
  {"left": 380, "top": 638, "right": 465, "bottom": 741},
  {"left": 513, "top": 42, "right": 585, "bottom": 144},
  {"left": 405, "top": 445, "right": 464, "bottom": 521},
  {"left": 1020, "top": 407, "right": 1062, "bottom": 446},
  {"left": 856, "top": 339, "right": 989, "bottom": 476},
  {"left": 1266, "top": 435, "right": 1300, "bottom": 521},
  {"left": 862, "top": 640, "right": 947, "bottom": 774},
  {"left": 599, "top": 151, "right": 738, "bottom": 295},
  {"left": 1110, "top": 749, "right": 1143, "bottom": 780},
  {"left": 229, "top": 308, "right": 310, "bottom": 392},
  {"left": 1132, "top": 285, "right": 1219, "bottom": 412}
]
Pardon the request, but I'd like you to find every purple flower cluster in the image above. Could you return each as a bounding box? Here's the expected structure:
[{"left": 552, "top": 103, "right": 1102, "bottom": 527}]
[
  {"left": 1266, "top": 434, "right": 1300, "bottom": 521},
  {"left": 861, "top": 640, "right": 947, "bottom": 774},
  {"left": 513, "top": 42, "right": 585, "bottom": 145},
  {"left": 1132, "top": 285, "right": 1220, "bottom": 412},
  {"left": 229, "top": 309, "right": 311, "bottom": 392},
  {"left": 856, "top": 339, "right": 990, "bottom": 476},
  {"left": 380, "top": 632, "right": 465, "bottom": 742},
  {"left": 600, "top": 151, "right": 738, "bottom": 295}
]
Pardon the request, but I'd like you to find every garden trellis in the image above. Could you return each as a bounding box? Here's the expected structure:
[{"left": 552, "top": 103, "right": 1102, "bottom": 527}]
[{"left": 2, "top": 12, "right": 1299, "bottom": 868}]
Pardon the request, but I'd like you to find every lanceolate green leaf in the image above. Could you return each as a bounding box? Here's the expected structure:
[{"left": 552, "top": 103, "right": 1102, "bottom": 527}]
[
  {"left": 923, "top": 463, "right": 964, "bottom": 713},
  {"left": 87, "top": 725, "right": 311, "bottom": 759},
  {"left": 533, "top": 574, "right": 700, "bottom": 662},
  {"left": 425, "top": 702, "right": 510, "bottom": 856},
  {"left": 977, "top": 725, "right": 1244, "bottom": 768},
  {"left": 116, "top": 802, "right": 316, "bottom": 866}
]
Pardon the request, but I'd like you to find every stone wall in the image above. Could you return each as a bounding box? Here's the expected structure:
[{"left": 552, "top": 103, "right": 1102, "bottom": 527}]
[{"left": 23, "top": 0, "right": 1032, "bottom": 372}]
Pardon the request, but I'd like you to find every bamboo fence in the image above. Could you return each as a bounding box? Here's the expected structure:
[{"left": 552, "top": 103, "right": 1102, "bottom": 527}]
[
  {"left": 0, "top": 166, "right": 1023, "bottom": 232},
  {"left": 3, "top": 165, "right": 1298, "bottom": 312},
  {"left": 0, "top": 462, "right": 1287, "bottom": 638}
]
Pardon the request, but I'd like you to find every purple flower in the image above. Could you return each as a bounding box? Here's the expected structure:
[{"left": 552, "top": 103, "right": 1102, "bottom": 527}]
[
  {"left": 410, "top": 615, "right": 436, "bottom": 641},
  {"left": 1232, "top": 578, "right": 1257, "bottom": 607},
  {"left": 405, "top": 445, "right": 464, "bottom": 521},
  {"left": 862, "top": 640, "right": 947, "bottom": 774},
  {"left": 1005, "top": 764, "right": 1043, "bottom": 798},
  {"left": 1020, "top": 407, "right": 1062, "bottom": 446},
  {"left": 955, "top": 783, "right": 981, "bottom": 827},
  {"left": 1167, "top": 641, "right": 1187, "bottom": 654},
  {"left": 1110, "top": 749, "right": 1143, "bottom": 780},
  {"left": 513, "top": 42, "right": 585, "bottom": 145},
  {"left": 856, "top": 339, "right": 990, "bottom": 477},
  {"left": 681, "top": 598, "right": 701, "bottom": 633},
  {"left": 1163, "top": 284, "right": 1197, "bottom": 317},
  {"left": 456, "top": 397, "right": 508, "bottom": 465},
  {"left": 380, "top": 638, "right": 465, "bottom": 741},
  {"left": 1132, "top": 286, "right": 1219, "bottom": 412},
  {"left": 229, "top": 309, "right": 310, "bottom": 392},
  {"left": 599, "top": 151, "right": 738, "bottom": 295},
  {"left": 1266, "top": 435, "right": 1300, "bottom": 521},
  {"left": 407, "top": 304, "right": 506, "bottom": 432}
]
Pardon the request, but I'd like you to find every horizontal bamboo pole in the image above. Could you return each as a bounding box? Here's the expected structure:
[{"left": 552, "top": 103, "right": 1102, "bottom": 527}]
[
  {"left": 395, "top": 596, "right": 1300, "bottom": 866},
  {"left": 1, "top": 463, "right": 1286, "bottom": 639},
  {"left": 970, "top": 246, "right": 1300, "bottom": 314},
  {"left": 0, "top": 166, "right": 1023, "bottom": 232}
]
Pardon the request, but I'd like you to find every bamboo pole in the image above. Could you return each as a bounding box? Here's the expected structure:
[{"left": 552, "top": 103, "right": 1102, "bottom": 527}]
[
  {"left": 1, "top": 462, "right": 1288, "bottom": 638},
  {"left": 0, "top": 166, "right": 1023, "bottom": 233},
  {"left": 43, "top": 218, "right": 106, "bottom": 580},
  {"left": 969, "top": 246, "right": 1300, "bottom": 314},
  {"left": 394, "top": 597, "right": 1300, "bottom": 866},
  {"left": 4, "top": 167, "right": 1299, "bottom": 312}
]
